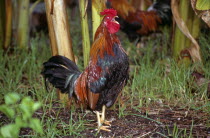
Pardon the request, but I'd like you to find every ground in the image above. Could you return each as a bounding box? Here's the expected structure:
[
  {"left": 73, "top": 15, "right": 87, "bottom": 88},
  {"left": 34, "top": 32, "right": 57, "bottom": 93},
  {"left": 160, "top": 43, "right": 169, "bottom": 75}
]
[{"left": 1, "top": 102, "right": 207, "bottom": 137}]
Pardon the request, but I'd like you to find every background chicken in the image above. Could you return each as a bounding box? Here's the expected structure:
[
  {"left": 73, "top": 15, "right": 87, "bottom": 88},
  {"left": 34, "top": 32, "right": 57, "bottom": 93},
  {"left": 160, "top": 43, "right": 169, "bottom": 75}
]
[
  {"left": 107, "top": 0, "right": 172, "bottom": 42},
  {"left": 30, "top": 0, "right": 78, "bottom": 36},
  {"left": 42, "top": 9, "right": 129, "bottom": 131}
]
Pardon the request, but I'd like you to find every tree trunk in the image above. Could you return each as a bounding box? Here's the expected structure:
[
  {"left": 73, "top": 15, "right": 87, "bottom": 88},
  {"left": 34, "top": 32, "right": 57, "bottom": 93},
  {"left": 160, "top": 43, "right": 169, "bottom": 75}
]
[
  {"left": 4, "top": 0, "right": 12, "bottom": 49},
  {"left": 11, "top": 0, "right": 20, "bottom": 46},
  {"left": 45, "top": 0, "right": 58, "bottom": 55},
  {"left": 17, "top": 0, "right": 30, "bottom": 49},
  {"left": 44, "top": 0, "right": 75, "bottom": 106},
  {"left": 79, "top": 0, "right": 90, "bottom": 67},
  {"left": 0, "top": 0, "right": 5, "bottom": 48}
]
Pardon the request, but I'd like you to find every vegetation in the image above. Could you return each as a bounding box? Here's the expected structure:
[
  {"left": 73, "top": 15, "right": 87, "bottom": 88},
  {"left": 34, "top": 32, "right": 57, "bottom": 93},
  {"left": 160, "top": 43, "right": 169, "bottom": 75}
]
[
  {"left": 172, "top": 0, "right": 201, "bottom": 66},
  {"left": 91, "top": 0, "right": 106, "bottom": 38},
  {"left": 17, "top": 0, "right": 30, "bottom": 49},
  {"left": 0, "top": 0, "right": 209, "bottom": 137},
  {"left": 79, "top": 0, "right": 90, "bottom": 67},
  {"left": 44, "top": 0, "right": 75, "bottom": 103},
  {"left": 0, "top": 23, "right": 209, "bottom": 136},
  {"left": 4, "top": 0, "right": 13, "bottom": 49},
  {"left": 0, "top": 0, "right": 5, "bottom": 48},
  {"left": 0, "top": 93, "right": 43, "bottom": 137}
]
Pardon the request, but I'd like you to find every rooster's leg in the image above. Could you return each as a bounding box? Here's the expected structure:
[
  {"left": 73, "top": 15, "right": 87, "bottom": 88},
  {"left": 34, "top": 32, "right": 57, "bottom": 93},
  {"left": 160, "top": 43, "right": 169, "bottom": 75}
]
[
  {"left": 100, "top": 105, "right": 111, "bottom": 126},
  {"left": 95, "top": 105, "right": 111, "bottom": 132}
]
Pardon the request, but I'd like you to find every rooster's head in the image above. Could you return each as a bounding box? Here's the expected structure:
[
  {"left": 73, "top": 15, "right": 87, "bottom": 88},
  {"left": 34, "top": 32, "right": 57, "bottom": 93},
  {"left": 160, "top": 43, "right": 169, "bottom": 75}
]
[{"left": 100, "top": 9, "right": 120, "bottom": 34}]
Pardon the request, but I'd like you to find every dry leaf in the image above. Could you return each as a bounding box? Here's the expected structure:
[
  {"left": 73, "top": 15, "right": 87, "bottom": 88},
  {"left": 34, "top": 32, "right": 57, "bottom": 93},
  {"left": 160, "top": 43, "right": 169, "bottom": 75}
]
[{"left": 171, "top": 0, "right": 202, "bottom": 63}]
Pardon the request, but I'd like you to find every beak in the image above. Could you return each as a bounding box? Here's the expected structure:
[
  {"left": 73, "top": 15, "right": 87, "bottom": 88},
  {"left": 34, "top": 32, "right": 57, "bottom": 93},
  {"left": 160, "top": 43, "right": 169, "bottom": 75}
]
[
  {"left": 114, "top": 20, "right": 119, "bottom": 24},
  {"left": 114, "top": 16, "right": 119, "bottom": 24}
]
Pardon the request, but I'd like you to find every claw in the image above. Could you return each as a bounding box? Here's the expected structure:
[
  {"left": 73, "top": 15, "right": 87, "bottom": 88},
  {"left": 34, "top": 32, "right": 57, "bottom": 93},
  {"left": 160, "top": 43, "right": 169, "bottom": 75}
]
[
  {"left": 101, "top": 119, "right": 112, "bottom": 126},
  {"left": 97, "top": 125, "right": 111, "bottom": 132}
]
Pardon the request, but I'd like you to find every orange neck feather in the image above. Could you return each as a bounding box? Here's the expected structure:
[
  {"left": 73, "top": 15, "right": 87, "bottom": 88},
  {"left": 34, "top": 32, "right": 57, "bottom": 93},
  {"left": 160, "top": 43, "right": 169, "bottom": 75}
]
[{"left": 90, "top": 22, "right": 120, "bottom": 64}]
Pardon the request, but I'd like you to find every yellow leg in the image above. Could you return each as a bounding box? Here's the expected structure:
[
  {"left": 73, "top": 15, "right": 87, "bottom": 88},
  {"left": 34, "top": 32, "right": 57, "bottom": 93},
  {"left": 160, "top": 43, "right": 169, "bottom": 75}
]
[
  {"left": 100, "top": 105, "right": 111, "bottom": 126},
  {"left": 95, "top": 105, "right": 112, "bottom": 132}
]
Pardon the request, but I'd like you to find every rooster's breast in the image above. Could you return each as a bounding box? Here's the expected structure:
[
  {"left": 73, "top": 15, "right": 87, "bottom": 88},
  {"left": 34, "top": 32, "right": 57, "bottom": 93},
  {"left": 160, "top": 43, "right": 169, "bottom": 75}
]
[{"left": 90, "top": 43, "right": 129, "bottom": 110}]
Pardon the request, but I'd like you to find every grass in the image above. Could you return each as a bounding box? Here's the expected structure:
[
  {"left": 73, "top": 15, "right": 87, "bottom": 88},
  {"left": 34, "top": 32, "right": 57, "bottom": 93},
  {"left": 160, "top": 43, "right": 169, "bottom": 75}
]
[
  {"left": 0, "top": 14, "right": 210, "bottom": 137},
  {"left": 124, "top": 50, "right": 208, "bottom": 110}
]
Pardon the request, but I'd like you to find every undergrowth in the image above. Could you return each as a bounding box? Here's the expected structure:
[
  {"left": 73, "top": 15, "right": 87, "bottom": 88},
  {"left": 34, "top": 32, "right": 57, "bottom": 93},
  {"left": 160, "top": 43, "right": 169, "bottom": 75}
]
[{"left": 0, "top": 18, "right": 209, "bottom": 138}]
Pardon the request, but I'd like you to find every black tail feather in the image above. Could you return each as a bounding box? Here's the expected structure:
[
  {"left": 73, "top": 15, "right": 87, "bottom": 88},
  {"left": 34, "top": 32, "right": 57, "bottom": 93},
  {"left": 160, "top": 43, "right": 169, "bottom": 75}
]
[
  {"left": 47, "top": 56, "right": 80, "bottom": 71},
  {"left": 42, "top": 55, "right": 81, "bottom": 95}
]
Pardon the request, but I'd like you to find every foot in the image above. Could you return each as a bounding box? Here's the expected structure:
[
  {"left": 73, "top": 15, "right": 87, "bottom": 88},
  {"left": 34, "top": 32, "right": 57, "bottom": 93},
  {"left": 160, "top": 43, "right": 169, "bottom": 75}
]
[
  {"left": 98, "top": 125, "right": 111, "bottom": 132},
  {"left": 95, "top": 107, "right": 112, "bottom": 132},
  {"left": 101, "top": 119, "right": 112, "bottom": 126}
]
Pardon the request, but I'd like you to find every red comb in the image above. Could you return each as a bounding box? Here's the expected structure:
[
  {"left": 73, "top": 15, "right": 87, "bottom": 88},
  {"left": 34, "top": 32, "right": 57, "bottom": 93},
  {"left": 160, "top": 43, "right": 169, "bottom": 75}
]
[{"left": 100, "top": 9, "right": 117, "bottom": 17}]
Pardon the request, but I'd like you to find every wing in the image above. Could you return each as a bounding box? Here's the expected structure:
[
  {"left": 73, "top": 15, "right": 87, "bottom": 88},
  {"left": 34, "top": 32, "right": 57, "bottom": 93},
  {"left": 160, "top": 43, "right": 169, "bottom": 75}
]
[
  {"left": 125, "top": 11, "right": 161, "bottom": 35},
  {"left": 86, "top": 57, "right": 114, "bottom": 110},
  {"left": 87, "top": 43, "right": 129, "bottom": 109}
]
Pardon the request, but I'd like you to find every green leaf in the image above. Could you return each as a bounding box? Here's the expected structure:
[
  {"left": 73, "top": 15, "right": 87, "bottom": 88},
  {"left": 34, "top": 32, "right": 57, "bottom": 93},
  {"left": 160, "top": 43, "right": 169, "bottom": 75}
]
[
  {"left": 19, "top": 97, "right": 34, "bottom": 120},
  {"left": 5, "top": 93, "right": 20, "bottom": 105},
  {"left": 15, "top": 116, "right": 27, "bottom": 128},
  {"left": 32, "top": 102, "right": 42, "bottom": 112},
  {"left": 196, "top": 0, "right": 210, "bottom": 10},
  {"left": 29, "top": 118, "right": 43, "bottom": 134},
  {"left": 0, "top": 124, "right": 20, "bottom": 138},
  {"left": 0, "top": 105, "right": 15, "bottom": 119}
]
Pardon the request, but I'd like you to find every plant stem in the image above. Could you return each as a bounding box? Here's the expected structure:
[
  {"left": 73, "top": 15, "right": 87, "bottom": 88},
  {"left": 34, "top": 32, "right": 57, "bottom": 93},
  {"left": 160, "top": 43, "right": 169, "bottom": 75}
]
[
  {"left": 0, "top": 0, "right": 5, "bottom": 48},
  {"left": 29, "top": 0, "right": 41, "bottom": 14},
  {"left": 79, "top": 0, "right": 90, "bottom": 67},
  {"left": 191, "top": 13, "right": 200, "bottom": 39},
  {"left": 185, "top": 3, "right": 194, "bottom": 49},
  {"left": 92, "top": 0, "right": 105, "bottom": 38},
  {"left": 17, "top": 0, "right": 30, "bottom": 49},
  {"left": 44, "top": 0, "right": 58, "bottom": 55},
  {"left": 172, "top": 0, "right": 190, "bottom": 62},
  {"left": 4, "top": 0, "right": 12, "bottom": 49}
]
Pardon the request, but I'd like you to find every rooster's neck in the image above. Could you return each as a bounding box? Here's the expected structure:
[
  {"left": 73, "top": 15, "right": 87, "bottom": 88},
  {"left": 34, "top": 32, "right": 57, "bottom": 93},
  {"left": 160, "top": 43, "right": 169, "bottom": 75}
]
[{"left": 90, "top": 23, "right": 121, "bottom": 64}]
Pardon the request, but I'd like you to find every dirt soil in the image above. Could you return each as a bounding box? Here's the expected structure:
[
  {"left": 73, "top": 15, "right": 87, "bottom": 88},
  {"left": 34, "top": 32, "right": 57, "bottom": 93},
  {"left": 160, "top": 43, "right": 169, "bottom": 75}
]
[{"left": 1, "top": 102, "right": 209, "bottom": 137}]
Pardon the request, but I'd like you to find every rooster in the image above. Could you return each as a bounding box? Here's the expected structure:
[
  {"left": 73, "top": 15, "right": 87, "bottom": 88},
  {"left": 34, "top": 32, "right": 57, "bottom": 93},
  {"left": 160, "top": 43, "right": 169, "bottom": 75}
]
[
  {"left": 42, "top": 9, "right": 129, "bottom": 131},
  {"left": 107, "top": 0, "right": 172, "bottom": 42}
]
